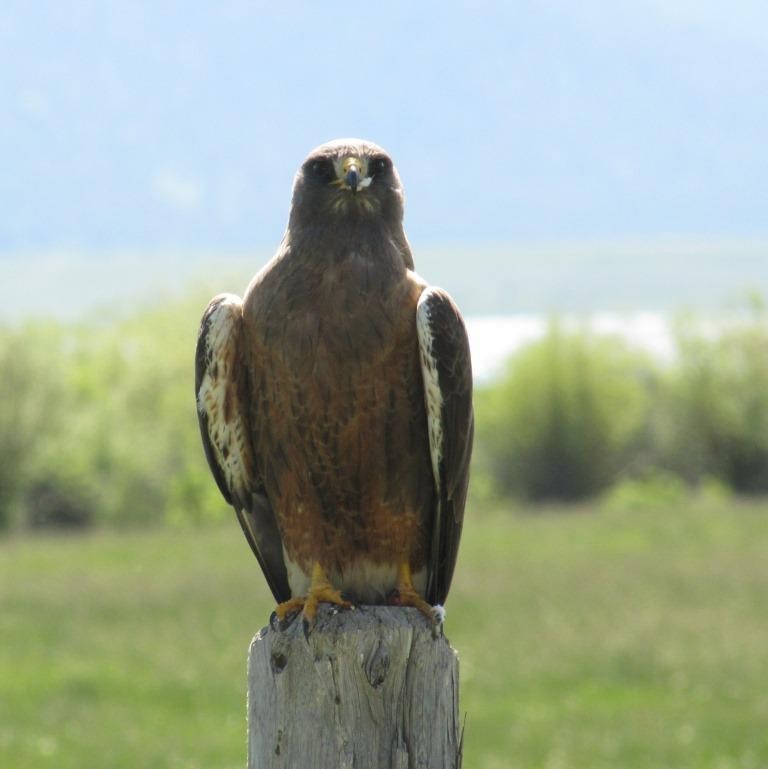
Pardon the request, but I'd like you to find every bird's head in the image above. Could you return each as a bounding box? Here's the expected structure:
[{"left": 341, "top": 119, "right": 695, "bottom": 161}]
[{"left": 289, "top": 139, "right": 405, "bottom": 227}]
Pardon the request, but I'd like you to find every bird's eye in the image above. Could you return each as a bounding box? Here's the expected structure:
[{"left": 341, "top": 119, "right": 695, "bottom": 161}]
[
  {"left": 308, "top": 159, "right": 334, "bottom": 182},
  {"left": 370, "top": 157, "right": 391, "bottom": 175}
]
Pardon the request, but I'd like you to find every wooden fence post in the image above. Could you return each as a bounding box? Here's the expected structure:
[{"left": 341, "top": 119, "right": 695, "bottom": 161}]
[{"left": 247, "top": 604, "right": 462, "bottom": 768}]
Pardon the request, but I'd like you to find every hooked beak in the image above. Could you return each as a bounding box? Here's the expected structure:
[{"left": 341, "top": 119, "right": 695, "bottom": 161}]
[{"left": 342, "top": 156, "right": 362, "bottom": 192}]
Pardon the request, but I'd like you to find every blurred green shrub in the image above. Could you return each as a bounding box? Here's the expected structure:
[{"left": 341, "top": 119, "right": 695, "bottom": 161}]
[
  {"left": 0, "top": 296, "right": 227, "bottom": 529},
  {"left": 657, "top": 302, "right": 768, "bottom": 492},
  {"left": 0, "top": 322, "right": 72, "bottom": 528},
  {"left": 475, "top": 301, "right": 768, "bottom": 505},
  {"left": 599, "top": 469, "right": 688, "bottom": 513},
  {"left": 24, "top": 471, "right": 95, "bottom": 529},
  {"left": 601, "top": 470, "right": 730, "bottom": 514},
  {"left": 474, "top": 322, "right": 653, "bottom": 501}
]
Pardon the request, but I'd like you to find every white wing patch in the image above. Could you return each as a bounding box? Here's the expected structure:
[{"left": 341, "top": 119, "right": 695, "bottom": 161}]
[
  {"left": 416, "top": 288, "right": 444, "bottom": 497},
  {"left": 197, "top": 293, "right": 252, "bottom": 502}
]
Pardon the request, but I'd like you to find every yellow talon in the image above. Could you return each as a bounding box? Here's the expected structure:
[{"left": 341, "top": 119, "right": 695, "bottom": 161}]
[
  {"left": 390, "top": 561, "right": 435, "bottom": 621},
  {"left": 274, "top": 562, "right": 352, "bottom": 627},
  {"left": 274, "top": 596, "right": 305, "bottom": 621}
]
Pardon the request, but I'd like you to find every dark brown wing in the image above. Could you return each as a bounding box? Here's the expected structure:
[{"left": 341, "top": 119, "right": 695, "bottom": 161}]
[
  {"left": 416, "top": 287, "right": 474, "bottom": 606},
  {"left": 195, "top": 293, "right": 290, "bottom": 602}
]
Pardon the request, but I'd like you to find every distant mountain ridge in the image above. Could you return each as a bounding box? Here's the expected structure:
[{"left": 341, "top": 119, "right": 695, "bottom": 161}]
[
  {"left": 2, "top": 3, "right": 767, "bottom": 252},
  {"left": 2, "top": 239, "right": 766, "bottom": 321}
]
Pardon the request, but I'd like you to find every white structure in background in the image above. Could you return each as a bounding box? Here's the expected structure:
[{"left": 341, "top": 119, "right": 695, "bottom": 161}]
[{"left": 465, "top": 313, "right": 676, "bottom": 382}]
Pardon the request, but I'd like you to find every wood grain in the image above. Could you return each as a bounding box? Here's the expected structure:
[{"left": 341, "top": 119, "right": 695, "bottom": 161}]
[{"left": 247, "top": 605, "right": 462, "bottom": 768}]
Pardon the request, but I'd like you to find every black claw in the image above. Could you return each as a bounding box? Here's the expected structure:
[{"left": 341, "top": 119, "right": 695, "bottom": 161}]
[
  {"left": 302, "top": 616, "right": 312, "bottom": 641},
  {"left": 280, "top": 607, "right": 304, "bottom": 631},
  {"left": 277, "top": 611, "right": 301, "bottom": 632},
  {"left": 269, "top": 610, "right": 279, "bottom": 630},
  {"left": 386, "top": 589, "right": 402, "bottom": 606},
  {"left": 338, "top": 595, "right": 356, "bottom": 613}
]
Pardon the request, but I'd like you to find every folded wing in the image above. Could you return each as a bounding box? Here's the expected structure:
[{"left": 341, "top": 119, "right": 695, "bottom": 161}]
[
  {"left": 416, "top": 287, "right": 474, "bottom": 606},
  {"left": 195, "top": 293, "right": 290, "bottom": 601}
]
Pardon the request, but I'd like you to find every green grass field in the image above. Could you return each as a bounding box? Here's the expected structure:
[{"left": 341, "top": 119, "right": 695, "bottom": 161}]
[{"left": 2, "top": 501, "right": 767, "bottom": 769}]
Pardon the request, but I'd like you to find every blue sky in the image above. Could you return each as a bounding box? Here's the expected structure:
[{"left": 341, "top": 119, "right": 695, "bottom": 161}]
[{"left": 2, "top": 1, "right": 767, "bottom": 252}]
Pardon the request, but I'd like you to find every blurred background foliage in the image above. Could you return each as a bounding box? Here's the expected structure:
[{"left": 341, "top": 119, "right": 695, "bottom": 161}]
[
  {"left": 2, "top": 292, "right": 767, "bottom": 531},
  {"left": 476, "top": 298, "right": 768, "bottom": 503},
  {"left": 0, "top": 294, "right": 223, "bottom": 531}
]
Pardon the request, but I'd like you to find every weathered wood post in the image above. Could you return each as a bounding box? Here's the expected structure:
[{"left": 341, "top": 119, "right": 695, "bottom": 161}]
[{"left": 247, "top": 605, "right": 462, "bottom": 768}]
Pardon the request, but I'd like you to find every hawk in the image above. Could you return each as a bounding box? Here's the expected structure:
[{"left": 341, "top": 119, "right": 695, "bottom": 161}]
[{"left": 195, "top": 139, "right": 473, "bottom": 628}]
